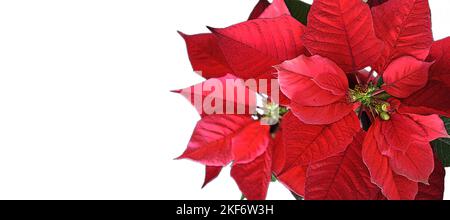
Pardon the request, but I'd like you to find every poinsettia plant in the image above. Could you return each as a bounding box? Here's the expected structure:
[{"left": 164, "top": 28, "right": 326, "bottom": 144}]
[{"left": 173, "top": 0, "right": 450, "bottom": 200}]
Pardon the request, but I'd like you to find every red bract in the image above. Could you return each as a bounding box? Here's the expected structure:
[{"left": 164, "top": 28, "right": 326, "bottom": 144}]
[
  {"left": 416, "top": 155, "right": 446, "bottom": 200},
  {"left": 173, "top": 74, "right": 257, "bottom": 117},
  {"left": 174, "top": 82, "right": 274, "bottom": 199},
  {"left": 277, "top": 55, "right": 354, "bottom": 124},
  {"left": 372, "top": 0, "right": 433, "bottom": 72},
  {"left": 179, "top": 0, "right": 304, "bottom": 105},
  {"left": 402, "top": 38, "right": 450, "bottom": 117},
  {"left": 362, "top": 106, "right": 448, "bottom": 199},
  {"left": 276, "top": 0, "right": 449, "bottom": 200},
  {"left": 176, "top": 0, "right": 450, "bottom": 200},
  {"left": 305, "top": 132, "right": 382, "bottom": 200},
  {"left": 303, "top": 0, "right": 384, "bottom": 72},
  {"left": 280, "top": 111, "right": 360, "bottom": 167}
]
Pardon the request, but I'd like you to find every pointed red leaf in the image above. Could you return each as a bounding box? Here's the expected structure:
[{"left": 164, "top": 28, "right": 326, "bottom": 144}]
[
  {"left": 278, "top": 55, "right": 348, "bottom": 106},
  {"left": 372, "top": 0, "right": 433, "bottom": 71},
  {"left": 277, "top": 165, "right": 307, "bottom": 197},
  {"left": 416, "top": 155, "right": 446, "bottom": 200},
  {"left": 281, "top": 111, "right": 361, "bottom": 169},
  {"left": 401, "top": 82, "right": 450, "bottom": 118},
  {"left": 173, "top": 74, "right": 257, "bottom": 117},
  {"left": 303, "top": 0, "right": 383, "bottom": 72},
  {"left": 428, "top": 38, "right": 450, "bottom": 84},
  {"left": 202, "top": 166, "right": 223, "bottom": 188},
  {"left": 368, "top": 113, "right": 434, "bottom": 183},
  {"left": 277, "top": 55, "right": 353, "bottom": 124},
  {"left": 248, "top": 0, "right": 270, "bottom": 20},
  {"left": 362, "top": 124, "right": 419, "bottom": 200},
  {"left": 231, "top": 150, "right": 272, "bottom": 200},
  {"left": 382, "top": 56, "right": 431, "bottom": 98},
  {"left": 305, "top": 132, "right": 382, "bottom": 200},
  {"left": 232, "top": 121, "right": 270, "bottom": 164},
  {"left": 376, "top": 113, "right": 445, "bottom": 183},
  {"left": 178, "top": 32, "right": 230, "bottom": 78},
  {"left": 406, "top": 113, "right": 450, "bottom": 141},
  {"left": 402, "top": 38, "right": 450, "bottom": 117},
  {"left": 177, "top": 115, "right": 253, "bottom": 166},
  {"left": 258, "top": 0, "right": 290, "bottom": 19},
  {"left": 210, "top": 15, "right": 306, "bottom": 80}
]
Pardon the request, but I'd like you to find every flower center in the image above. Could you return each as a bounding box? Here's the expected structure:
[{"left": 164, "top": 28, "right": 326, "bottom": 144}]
[
  {"left": 349, "top": 84, "right": 392, "bottom": 121},
  {"left": 349, "top": 85, "right": 376, "bottom": 106},
  {"left": 260, "top": 102, "right": 288, "bottom": 125},
  {"left": 254, "top": 100, "right": 289, "bottom": 126}
]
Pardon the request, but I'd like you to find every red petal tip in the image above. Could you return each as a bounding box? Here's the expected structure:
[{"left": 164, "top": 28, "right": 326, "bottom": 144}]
[
  {"left": 177, "top": 30, "right": 187, "bottom": 38},
  {"left": 206, "top": 26, "right": 218, "bottom": 33},
  {"left": 174, "top": 155, "right": 185, "bottom": 160}
]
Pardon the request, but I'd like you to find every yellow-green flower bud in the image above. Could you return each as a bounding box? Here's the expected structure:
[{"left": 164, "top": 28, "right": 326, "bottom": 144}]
[
  {"left": 381, "top": 103, "right": 390, "bottom": 112},
  {"left": 380, "top": 112, "right": 391, "bottom": 121}
]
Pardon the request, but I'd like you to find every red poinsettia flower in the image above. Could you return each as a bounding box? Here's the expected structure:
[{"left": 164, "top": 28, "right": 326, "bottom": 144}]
[
  {"left": 174, "top": 0, "right": 308, "bottom": 200},
  {"left": 276, "top": 0, "right": 449, "bottom": 200},
  {"left": 175, "top": 0, "right": 449, "bottom": 200}
]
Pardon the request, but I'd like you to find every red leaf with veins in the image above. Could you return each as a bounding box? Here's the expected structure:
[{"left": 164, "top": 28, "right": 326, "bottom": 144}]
[
  {"left": 305, "top": 132, "right": 381, "bottom": 200},
  {"left": 178, "top": 115, "right": 259, "bottom": 166},
  {"left": 363, "top": 125, "right": 419, "bottom": 200},
  {"left": 402, "top": 37, "right": 450, "bottom": 117},
  {"left": 231, "top": 150, "right": 272, "bottom": 200},
  {"left": 416, "top": 155, "right": 446, "bottom": 200},
  {"left": 372, "top": 0, "right": 433, "bottom": 71},
  {"left": 277, "top": 55, "right": 353, "bottom": 124},
  {"left": 278, "top": 55, "right": 348, "bottom": 105},
  {"left": 387, "top": 141, "right": 434, "bottom": 184},
  {"left": 406, "top": 114, "right": 450, "bottom": 141},
  {"left": 303, "top": 0, "right": 383, "bottom": 72},
  {"left": 428, "top": 38, "right": 450, "bottom": 84},
  {"left": 258, "top": 0, "right": 290, "bottom": 19},
  {"left": 281, "top": 111, "right": 361, "bottom": 169},
  {"left": 370, "top": 112, "right": 434, "bottom": 183},
  {"left": 173, "top": 74, "right": 257, "bottom": 117},
  {"left": 203, "top": 166, "right": 223, "bottom": 188},
  {"left": 382, "top": 56, "right": 431, "bottom": 98},
  {"left": 401, "top": 82, "right": 450, "bottom": 118},
  {"left": 248, "top": 0, "right": 270, "bottom": 20},
  {"left": 376, "top": 112, "right": 428, "bottom": 153},
  {"left": 232, "top": 121, "right": 270, "bottom": 164},
  {"left": 290, "top": 100, "right": 355, "bottom": 125},
  {"left": 210, "top": 15, "right": 306, "bottom": 80},
  {"left": 178, "top": 32, "right": 230, "bottom": 78},
  {"left": 277, "top": 165, "right": 307, "bottom": 197}
]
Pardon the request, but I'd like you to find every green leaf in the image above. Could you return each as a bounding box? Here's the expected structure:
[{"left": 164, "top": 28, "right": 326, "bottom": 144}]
[
  {"left": 271, "top": 174, "right": 277, "bottom": 182},
  {"left": 291, "top": 191, "right": 304, "bottom": 200},
  {"left": 432, "top": 117, "right": 450, "bottom": 167},
  {"left": 377, "top": 76, "right": 384, "bottom": 87},
  {"left": 285, "top": 0, "right": 311, "bottom": 25}
]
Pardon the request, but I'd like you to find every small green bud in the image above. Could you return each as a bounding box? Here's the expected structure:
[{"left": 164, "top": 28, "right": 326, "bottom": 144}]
[
  {"left": 381, "top": 103, "right": 390, "bottom": 112},
  {"left": 380, "top": 112, "right": 391, "bottom": 121}
]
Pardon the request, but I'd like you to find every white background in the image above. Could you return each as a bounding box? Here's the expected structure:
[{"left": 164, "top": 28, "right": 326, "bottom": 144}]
[{"left": 0, "top": 0, "right": 448, "bottom": 200}]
